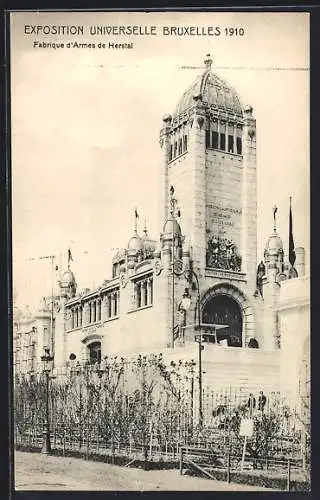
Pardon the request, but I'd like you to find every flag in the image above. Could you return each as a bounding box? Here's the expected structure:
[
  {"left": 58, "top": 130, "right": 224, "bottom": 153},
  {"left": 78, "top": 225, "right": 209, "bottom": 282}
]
[
  {"left": 68, "top": 248, "right": 73, "bottom": 264},
  {"left": 135, "top": 208, "right": 139, "bottom": 219},
  {"left": 289, "top": 197, "right": 296, "bottom": 267}
]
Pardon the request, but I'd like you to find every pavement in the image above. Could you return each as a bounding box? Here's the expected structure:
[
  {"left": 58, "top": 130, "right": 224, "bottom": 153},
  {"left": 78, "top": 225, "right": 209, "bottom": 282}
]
[{"left": 14, "top": 451, "right": 275, "bottom": 491}]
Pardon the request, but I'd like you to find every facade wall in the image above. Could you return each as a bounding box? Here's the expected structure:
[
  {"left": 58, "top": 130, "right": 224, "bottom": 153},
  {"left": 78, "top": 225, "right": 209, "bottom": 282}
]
[
  {"left": 277, "top": 276, "right": 310, "bottom": 407},
  {"left": 205, "top": 150, "right": 243, "bottom": 252},
  {"left": 164, "top": 343, "right": 281, "bottom": 396}
]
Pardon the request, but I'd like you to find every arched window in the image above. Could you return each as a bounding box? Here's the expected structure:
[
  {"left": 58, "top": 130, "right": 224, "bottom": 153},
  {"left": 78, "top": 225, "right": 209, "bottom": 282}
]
[{"left": 88, "top": 341, "right": 101, "bottom": 365}]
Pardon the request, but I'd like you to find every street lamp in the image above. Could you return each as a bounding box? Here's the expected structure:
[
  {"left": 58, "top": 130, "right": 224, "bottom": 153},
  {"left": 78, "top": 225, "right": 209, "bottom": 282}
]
[
  {"left": 41, "top": 346, "right": 54, "bottom": 454},
  {"left": 180, "top": 270, "right": 203, "bottom": 428}
]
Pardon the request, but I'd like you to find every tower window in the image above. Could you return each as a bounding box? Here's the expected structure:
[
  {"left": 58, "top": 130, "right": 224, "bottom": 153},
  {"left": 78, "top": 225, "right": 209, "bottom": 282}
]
[
  {"left": 174, "top": 141, "right": 178, "bottom": 158},
  {"left": 236, "top": 137, "right": 242, "bottom": 155},
  {"left": 212, "top": 131, "right": 219, "bottom": 149},
  {"left": 169, "top": 144, "right": 173, "bottom": 161},
  {"left": 228, "top": 135, "right": 234, "bottom": 153},
  {"left": 183, "top": 135, "right": 188, "bottom": 152},
  {"left": 178, "top": 138, "right": 183, "bottom": 155},
  {"left": 205, "top": 130, "right": 210, "bottom": 148},
  {"left": 220, "top": 133, "right": 226, "bottom": 151}
]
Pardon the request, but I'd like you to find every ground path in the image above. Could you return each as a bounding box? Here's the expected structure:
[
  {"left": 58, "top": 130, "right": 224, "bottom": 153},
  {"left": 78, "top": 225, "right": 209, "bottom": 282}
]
[{"left": 14, "top": 451, "right": 275, "bottom": 491}]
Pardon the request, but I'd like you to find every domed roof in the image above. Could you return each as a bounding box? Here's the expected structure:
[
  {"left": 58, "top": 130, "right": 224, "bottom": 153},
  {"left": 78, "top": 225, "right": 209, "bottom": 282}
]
[
  {"left": 265, "top": 231, "right": 283, "bottom": 254},
  {"left": 61, "top": 269, "right": 76, "bottom": 284},
  {"left": 128, "top": 232, "right": 142, "bottom": 251},
  {"left": 163, "top": 217, "right": 182, "bottom": 238},
  {"left": 173, "top": 55, "right": 243, "bottom": 119}
]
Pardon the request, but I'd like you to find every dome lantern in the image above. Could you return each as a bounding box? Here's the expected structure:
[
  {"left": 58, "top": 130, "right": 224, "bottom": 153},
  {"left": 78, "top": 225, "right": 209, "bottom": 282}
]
[
  {"left": 264, "top": 205, "right": 284, "bottom": 276},
  {"left": 127, "top": 207, "right": 142, "bottom": 253},
  {"left": 172, "top": 54, "right": 243, "bottom": 123}
]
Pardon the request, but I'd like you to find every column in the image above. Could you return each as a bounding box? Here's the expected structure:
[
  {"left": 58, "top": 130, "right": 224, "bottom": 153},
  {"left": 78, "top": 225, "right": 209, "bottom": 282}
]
[
  {"left": 233, "top": 122, "right": 237, "bottom": 154},
  {"left": 159, "top": 114, "right": 172, "bottom": 232},
  {"left": 133, "top": 283, "right": 138, "bottom": 309},
  {"left": 93, "top": 300, "right": 97, "bottom": 323},
  {"left": 217, "top": 119, "right": 221, "bottom": 149},
  {"left": 83, "top": 302, "right": 90, "bottom": 325}
]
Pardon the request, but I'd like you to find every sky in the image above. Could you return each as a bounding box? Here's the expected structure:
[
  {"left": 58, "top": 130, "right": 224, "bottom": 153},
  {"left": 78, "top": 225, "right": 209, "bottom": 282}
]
[{"left": 10, "top": 11, "right": 310, "bottom": 310}]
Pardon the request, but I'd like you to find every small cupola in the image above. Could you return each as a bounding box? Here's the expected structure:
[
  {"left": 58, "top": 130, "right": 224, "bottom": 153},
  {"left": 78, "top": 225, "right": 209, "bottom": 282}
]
[{"left": 264, "top": 206, "right": 284, "bottom": 274}]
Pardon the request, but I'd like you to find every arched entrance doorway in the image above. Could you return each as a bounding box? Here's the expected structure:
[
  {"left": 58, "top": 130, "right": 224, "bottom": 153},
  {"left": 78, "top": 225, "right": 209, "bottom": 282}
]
[
  {"left": 202, "top": 294, "right": 243, "bottom": 347},
  {"left": 88, "top": 341, "right": 101, "bottom": 364}
]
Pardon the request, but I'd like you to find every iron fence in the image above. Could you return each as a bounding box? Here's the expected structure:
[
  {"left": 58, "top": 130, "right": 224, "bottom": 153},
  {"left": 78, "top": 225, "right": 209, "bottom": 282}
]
[{"left": 14, "top": 353, "right": 310, "bottom": 478}]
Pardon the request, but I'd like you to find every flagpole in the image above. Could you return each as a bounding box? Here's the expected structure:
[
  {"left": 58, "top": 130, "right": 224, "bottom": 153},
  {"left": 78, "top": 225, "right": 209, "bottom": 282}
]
[
  {"left": 172, "top": 217, "right": 175, "bottom": 349},
  {"left": 289, "top": 196, "right": 296, "bottom": 268},
  {"left": 50, "top": 256, "right": 55, "bottom": 359}
]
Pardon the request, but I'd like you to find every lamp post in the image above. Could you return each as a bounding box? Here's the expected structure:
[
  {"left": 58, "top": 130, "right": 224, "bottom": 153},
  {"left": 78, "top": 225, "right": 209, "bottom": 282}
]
[
  {"left": 41, "top": 347, "right": 54, "bottom": 454},
  {"left": 180, "top": 270, "right": 203, "bottom": 428}
]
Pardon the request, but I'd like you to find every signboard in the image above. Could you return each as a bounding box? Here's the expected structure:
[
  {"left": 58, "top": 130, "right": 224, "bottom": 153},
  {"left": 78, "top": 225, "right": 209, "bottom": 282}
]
[{"left": 239, "top": 418, "right": 254, "bottom": 437}]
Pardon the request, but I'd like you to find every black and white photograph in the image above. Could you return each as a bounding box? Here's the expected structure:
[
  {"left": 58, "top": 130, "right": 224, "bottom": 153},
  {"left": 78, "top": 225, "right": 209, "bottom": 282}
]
[{"left": 10, "top": 10, "right": 310, "bottom": 492}]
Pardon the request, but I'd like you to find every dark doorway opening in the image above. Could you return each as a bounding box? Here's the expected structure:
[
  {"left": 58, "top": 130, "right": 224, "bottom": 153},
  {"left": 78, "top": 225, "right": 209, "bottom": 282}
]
[
  {"left": 202, "top": 294, "right": 243, "bottom": 347},
  {"left": 88, "top": 341, "right": 101, "bottom": 364}
]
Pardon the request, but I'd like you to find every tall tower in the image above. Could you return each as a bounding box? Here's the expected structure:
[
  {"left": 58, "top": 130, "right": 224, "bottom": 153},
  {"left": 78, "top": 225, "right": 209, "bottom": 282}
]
[{"left": 159, "top": 54, "right": 257, "bottom": 292}]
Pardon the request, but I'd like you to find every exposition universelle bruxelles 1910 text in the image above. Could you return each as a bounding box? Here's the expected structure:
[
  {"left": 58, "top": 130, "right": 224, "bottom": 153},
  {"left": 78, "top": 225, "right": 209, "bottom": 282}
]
[{"left": 24, "top": 24, "right": 246, "bottom": 49}]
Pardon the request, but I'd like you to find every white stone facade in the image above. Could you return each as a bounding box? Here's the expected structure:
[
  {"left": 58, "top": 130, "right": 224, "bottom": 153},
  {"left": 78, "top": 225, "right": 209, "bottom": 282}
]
[{"left": 13, "top": 55, "right": 309, "bottom": 402}]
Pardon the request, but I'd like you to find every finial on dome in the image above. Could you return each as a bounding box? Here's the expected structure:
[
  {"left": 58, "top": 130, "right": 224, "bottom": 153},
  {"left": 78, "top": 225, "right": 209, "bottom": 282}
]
[
  {"left": 169, "top": 185, "right": 177, "bottom": 216},
  {"left": 134, "top": 207, "right": 139, "bottom": 234},
  {"left": 143, "top": 218, "right": 148, "bottom": 237},
  {"left": 204, "top": 53, "right": 213, "bottom": 69},
  {"left": 272, "top": 205, "right": 278, "bottom": 233}
]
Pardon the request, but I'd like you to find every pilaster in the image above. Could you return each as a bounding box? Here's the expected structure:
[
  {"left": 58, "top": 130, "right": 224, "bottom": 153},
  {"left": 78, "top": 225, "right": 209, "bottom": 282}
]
[
  {"left": 241, "top": 105, "right": 257, "bottom": 294},
  {"left": 189, "top": 97, "right": 207, "bottom": 273}
]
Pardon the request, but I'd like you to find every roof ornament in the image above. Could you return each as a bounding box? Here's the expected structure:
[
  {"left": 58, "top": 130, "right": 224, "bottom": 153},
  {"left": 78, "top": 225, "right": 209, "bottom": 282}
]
[
  {"left": 169, "top": 185, "right": 177, "bottom": 216},
  {"left": 143, "top": 218, "right": 148, "bottom": 237},
  {"left": 204, "top": 53, "right": 213, "bottom": 70},
  {"left": 272, "top": 205, "right": 278, "bottom": 233},
  {"left": 134, "top": 207, "right": 139, "bottom": 234}
]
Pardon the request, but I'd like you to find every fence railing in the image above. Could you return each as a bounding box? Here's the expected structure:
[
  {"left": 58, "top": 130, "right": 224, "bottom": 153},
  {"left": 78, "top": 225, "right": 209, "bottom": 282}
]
[{"left": 14, "top": 354, "right": 310, "bottom": 485}]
